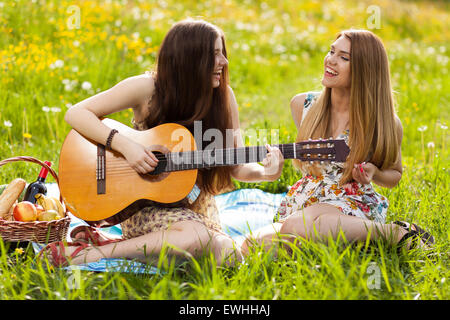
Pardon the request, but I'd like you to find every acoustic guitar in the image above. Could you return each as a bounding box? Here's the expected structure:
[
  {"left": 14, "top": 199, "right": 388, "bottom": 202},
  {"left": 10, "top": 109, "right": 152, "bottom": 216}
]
[{"left": 58, "top": 118, "right": 350, "bottom": 226}]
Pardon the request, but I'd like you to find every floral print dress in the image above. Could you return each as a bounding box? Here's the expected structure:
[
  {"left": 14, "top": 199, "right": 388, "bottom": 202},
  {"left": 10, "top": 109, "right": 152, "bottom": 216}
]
[{"left": 276, "top": 92, "right": 389, "bottom": 223}]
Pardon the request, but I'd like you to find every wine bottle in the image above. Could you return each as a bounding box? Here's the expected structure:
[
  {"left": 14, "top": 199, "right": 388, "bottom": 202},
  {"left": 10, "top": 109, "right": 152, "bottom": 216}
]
[{"left": 23, "top": 161, "right": 52, "bottom": 204}]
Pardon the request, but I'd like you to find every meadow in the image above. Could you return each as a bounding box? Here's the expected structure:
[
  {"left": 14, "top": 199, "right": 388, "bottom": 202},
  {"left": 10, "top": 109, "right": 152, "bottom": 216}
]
[{"left": 0, "top": 0, "right": 449, "bottom": 301}]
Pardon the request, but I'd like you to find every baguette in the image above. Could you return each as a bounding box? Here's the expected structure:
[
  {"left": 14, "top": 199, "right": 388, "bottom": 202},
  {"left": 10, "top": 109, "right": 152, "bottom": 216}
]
[
  {"left": 0, "top": 178, "right": 26, "bottom": 219},
  {"left": 4, "top": 200, "right": 18, "bottom": 221}
]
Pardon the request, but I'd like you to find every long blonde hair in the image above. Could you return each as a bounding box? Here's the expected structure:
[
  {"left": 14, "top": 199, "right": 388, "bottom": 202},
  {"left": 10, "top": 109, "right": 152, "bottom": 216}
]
[{"left": 294, "top": 30, "right": 400, "bottom": 185}]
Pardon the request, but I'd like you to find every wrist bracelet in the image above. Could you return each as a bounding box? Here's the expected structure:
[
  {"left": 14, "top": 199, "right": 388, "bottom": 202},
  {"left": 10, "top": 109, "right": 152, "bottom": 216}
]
[{"left": 105, "top": 129, "right": 119, "bottom": 150}]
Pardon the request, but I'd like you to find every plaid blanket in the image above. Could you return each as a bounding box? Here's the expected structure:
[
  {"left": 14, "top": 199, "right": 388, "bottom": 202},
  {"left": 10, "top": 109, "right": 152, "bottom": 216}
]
[{"left": 33, "top": 185, "right": 285, "bottom": 274}]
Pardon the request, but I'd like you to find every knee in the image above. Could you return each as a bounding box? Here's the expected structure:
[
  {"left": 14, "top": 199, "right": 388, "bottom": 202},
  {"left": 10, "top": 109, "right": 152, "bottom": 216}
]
[
  {"left": 280, "top": 213, "right": 302, "bottom": 235},
  {"left": 210, "top": 233, "right": 243, "bottom": 266},
  {"left": 280, "top": 211, "right": 317, "bottom": 238},
  {"left": 240, "top": 234, "right": 265, "bottom": 257},
  {"left": 167, "top": 221, "right": 213, "bottom": 253},
  {"left": 169, "top": 221, "right": 241, "bottom": 264},
  {"left": 189, "top": 224, "right": 219, "bottom": 254}
]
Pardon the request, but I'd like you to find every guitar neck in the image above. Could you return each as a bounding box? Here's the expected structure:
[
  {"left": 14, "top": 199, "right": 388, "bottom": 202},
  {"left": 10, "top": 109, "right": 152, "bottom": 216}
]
[
  {"left": 166, "top": 144, "right": 286, "bottom": 171},
  {"left": 162, "top": 140, "right": 346, "bottom": 172}
]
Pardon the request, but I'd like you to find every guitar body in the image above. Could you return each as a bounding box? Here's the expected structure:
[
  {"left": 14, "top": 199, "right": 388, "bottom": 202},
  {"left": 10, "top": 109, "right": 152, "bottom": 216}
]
[
  {"left": 58, "top": 118, "right": 350, "bottom": 227},
  {"left": 58, "top": 118, "right": 198, "bottom": 226}
]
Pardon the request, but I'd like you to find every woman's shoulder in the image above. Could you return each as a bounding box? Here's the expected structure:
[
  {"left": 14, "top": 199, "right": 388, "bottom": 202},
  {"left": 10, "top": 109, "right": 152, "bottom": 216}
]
[
  {"left": 227, "top": 85, "right": 235, "bottom": 97},
  {"left": 122, "top": 71, "right": 155, "bottom": 94},
  {"left": 227, "top": 85, "right": 238, "bottom": 110},
  {"left": 117, "top": 71, "right": 154, "bottom": 90},
  {"left": 121, "top": 72, "right": 155, "bottom": 107}
]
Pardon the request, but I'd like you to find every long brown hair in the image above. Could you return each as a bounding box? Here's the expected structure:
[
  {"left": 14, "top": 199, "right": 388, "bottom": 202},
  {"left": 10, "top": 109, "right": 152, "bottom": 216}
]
[
  {"left": 295, "top": 30, "right": 400, "bottom": 185},
  {"left": 145, "top": 19, "right": 233, "bottom": 194}
]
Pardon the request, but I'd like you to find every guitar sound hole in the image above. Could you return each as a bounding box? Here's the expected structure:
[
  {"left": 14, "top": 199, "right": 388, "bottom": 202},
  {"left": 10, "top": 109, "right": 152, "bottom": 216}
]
[{"left": 148, "top": 151, "right": 167, "bottom": 175}]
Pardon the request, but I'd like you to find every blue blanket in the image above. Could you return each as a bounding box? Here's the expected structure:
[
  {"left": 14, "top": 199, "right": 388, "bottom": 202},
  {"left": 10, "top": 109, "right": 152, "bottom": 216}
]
[{"left": 33, "top": 184, "right": 286, "bottom": 274}]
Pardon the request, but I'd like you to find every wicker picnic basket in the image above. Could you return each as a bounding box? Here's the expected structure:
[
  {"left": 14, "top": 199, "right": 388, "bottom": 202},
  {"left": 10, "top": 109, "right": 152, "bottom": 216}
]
[{"left": 0, "top": 156, "right": 71, "bottom": 243}]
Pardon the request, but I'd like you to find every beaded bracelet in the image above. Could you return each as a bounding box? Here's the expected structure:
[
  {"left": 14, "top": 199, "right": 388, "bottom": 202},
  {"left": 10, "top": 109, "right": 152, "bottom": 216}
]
[{"left": 105, "top": 129, "right": 119, "bottom": 150}]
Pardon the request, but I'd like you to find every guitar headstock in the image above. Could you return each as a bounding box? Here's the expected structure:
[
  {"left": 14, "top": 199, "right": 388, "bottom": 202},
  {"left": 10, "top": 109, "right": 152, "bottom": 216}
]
[{"left": 294, "top": 138, "right": 350, "bottom": 163}]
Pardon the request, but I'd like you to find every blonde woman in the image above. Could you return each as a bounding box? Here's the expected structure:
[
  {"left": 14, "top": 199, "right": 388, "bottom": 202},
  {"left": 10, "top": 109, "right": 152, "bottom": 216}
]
[{"left": 242, "top": 30, "right": 433, "bottom": 254}]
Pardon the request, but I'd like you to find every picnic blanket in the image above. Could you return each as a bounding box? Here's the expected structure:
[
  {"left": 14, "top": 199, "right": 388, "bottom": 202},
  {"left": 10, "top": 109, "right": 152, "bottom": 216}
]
[{"left": 32, "top": 184, "right": 286, "bottom": 274}]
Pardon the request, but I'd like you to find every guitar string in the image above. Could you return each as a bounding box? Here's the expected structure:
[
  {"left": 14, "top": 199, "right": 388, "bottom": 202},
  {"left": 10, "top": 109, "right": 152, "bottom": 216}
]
[
  {"left": 149, "top": 144, "right": 335, "bottom": 160},
  {"left": 99, "top": 143, "right": 339, "bottom": 176},
  {"left": 107, "top": 152, "right": 331, "bottom": 165},
  {"left": 101, "top": 141, "right": 339, "bottom": 168},
  {"left": 105, "top": 153, "right": 333, "bottom": 173},
  {"left": 105, "top": 144, "right": 335, "bottom": 165}
]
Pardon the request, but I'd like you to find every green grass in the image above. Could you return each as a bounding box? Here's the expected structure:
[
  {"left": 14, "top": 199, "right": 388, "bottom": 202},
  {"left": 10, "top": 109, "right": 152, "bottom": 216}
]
[{"left": 0, "top": 0, "right": 449, "bottom": 300}]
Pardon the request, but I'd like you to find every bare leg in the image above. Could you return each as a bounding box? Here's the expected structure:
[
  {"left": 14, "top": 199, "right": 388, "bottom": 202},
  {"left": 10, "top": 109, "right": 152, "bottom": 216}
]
[
  {"left": 241, "top": 223, "right": 282, "bottom": 257},
  {"left": 243, "top": 204, "right": 410, "bottom": 254},
  {"left": 279, "top": 203, "right": 408, "bottom": 244},
  {"left": 60, "top": 221, "right": 242, "bottom": 266}
]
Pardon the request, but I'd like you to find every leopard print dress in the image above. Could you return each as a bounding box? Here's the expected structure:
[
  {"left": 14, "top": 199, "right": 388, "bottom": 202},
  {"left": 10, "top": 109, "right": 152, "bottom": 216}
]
[{"left": 120, "top": 117, "right": 224, "bottom": 240}]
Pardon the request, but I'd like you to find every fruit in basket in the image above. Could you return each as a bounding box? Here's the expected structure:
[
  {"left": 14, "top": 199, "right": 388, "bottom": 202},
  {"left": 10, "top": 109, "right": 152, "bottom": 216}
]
[
  {"left": 35, "top": 203, "right": 44, "bottom": 216},
  {"left": 35, "top": 193, "right": 65, "bottom": 217},
  {"left": 34, "top": 193, "right": 51, "bottom": 210},
  {"left": 0, "top": 178, "right": 27, "bottom": 219},
  {"left": 13, "top": 201, "right": 38, "bottom": 222},
  {"left": 49, "top": 196, "right": 65, "bottom": 217},
  {"left": 38, "top": 209, "right": 60, "bottom": 221}
]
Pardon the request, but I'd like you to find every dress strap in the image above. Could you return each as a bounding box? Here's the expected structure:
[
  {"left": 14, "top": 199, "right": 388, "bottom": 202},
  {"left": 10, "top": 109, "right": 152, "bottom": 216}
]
[
  {"left": 301, "top": 91, "right": 321, "bottom": 125},
  {"left": 304, "top": 92, "right": 320, "bottom": 109}
]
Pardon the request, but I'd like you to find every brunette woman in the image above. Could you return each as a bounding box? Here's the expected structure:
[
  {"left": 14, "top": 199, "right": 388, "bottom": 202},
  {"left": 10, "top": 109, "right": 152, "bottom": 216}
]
[{"left": 41, "top": 19, "right": 284, "bottom": 267}]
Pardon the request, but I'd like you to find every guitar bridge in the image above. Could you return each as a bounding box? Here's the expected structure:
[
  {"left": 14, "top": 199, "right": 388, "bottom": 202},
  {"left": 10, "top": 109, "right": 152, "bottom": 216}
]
[{"left": 97, "top": 144, "right": 106, "bottom": 194}]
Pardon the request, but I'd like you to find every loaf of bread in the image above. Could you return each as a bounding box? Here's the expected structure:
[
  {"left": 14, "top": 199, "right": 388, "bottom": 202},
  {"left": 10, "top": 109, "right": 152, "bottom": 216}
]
[
  {"left": 3, "top": 200, "right": 18, "bottom": 221},
  {"left": 0, "top": 178, "right": 26, "bottom": 219}
]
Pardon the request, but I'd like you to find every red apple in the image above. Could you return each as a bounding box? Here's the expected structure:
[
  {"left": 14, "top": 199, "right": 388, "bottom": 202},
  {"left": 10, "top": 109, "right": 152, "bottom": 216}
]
[{"left": 13, "top": 201, "right": 37, "bottom": 222}]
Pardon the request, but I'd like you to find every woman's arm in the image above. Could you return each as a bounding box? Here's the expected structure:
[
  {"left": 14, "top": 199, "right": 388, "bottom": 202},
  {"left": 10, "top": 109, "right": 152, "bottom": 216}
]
[
  {"left": 352, "top": 117, "right": 403, "bottom": 188},
  {"left": 228, "top": 87, "right": 284, "bottom": 182},
  {"left": 64, "top": 74, "right": 159, "bottom": 173}
]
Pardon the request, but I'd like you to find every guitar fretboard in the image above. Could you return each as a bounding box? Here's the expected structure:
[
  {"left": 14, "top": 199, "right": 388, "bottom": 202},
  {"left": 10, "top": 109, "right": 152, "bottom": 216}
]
[{"left": 161, "top": 141, "right": 343, "bottom": 172}]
